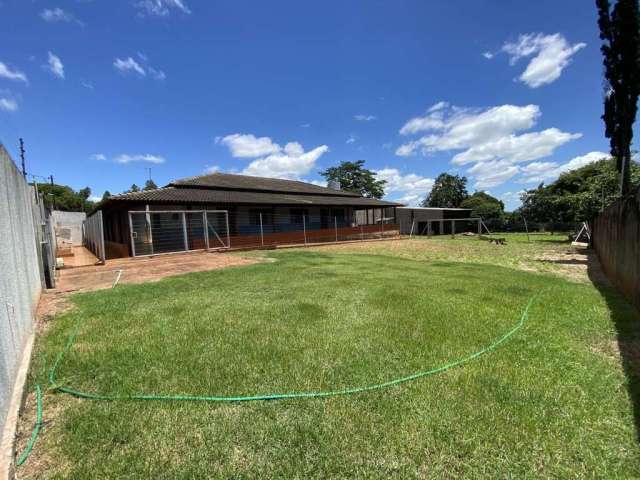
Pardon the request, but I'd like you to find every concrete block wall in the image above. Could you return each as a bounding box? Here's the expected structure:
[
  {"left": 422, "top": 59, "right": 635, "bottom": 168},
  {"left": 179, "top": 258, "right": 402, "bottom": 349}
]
[{"left": 0, "top": 144, "right": 42, "bottom": 442}]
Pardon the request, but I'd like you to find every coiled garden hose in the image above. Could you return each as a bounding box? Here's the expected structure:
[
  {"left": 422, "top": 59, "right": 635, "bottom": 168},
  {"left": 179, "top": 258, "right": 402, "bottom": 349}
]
[{"left": 16, "top": 290, "right": 541, "bottom": 466}]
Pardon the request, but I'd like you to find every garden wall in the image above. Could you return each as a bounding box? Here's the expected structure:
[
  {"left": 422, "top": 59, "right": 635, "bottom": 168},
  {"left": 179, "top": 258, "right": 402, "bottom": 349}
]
[
  {"left": 0, "top": 144, "right": 44, "bottom": 440},
  {"left": 592, "top": 186, "right": 640, "bottom": 310},
  {"left": 51, "top": 210, "right": 86, "bottom": 247}
]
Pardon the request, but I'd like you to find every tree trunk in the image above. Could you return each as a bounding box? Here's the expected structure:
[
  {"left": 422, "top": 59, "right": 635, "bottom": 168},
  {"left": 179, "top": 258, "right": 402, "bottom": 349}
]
[{"left": 620, "top": 148, "right": 631, "bottom": 196}]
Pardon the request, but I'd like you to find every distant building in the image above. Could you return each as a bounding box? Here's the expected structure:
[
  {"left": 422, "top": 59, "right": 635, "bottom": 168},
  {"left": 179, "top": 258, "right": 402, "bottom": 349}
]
[{"left": 396, "top": 207, "right": 479, "bottom": 235}]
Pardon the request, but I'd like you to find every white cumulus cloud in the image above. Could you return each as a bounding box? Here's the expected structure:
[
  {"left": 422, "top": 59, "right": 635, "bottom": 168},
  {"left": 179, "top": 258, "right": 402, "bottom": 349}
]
[
  {"left": 135, "top": 0, "right": 191, "bottom": 17},
  {"left": 40, "top": 8, "right": 84, "bottom": 26},
  {"left": 115, "top": 154, "right": 166, "bottom": 164},
  {"left": 354, "top": 114, "right": 376, "bottom": 122},
  {"left": 113, "top": 54, "right": 165, "bottom": 80},
  {"left": 45, "top": 52, "right": 65, "bottom": 79},
  {"left": 216, "top": 132, "right": 329, "bottom": 179},
  {"left": 113, "top": 57, "right": 146, "bottom": 76},
  {"left": 469, "top": 160, "right": 520, "bottom": 189},
  {"left": 502, "top": 33, "right": 586, "bottom": 88},
  {"left": 397, "top": 102, "right": 581, "bottom": 189},
  {"left": 375, "top": 168, "right": 434, "bottom": 206},
  {"left": 242, "top": 144, "right": 329, "bottom": 179},
  {"left": 216, "top": 133, "right": 282, "bottom": 158},
  {"left": 517, "top": 151, "right": 609, "bottom": 184},
  {"left": 0, "top": 62, "right": 28, "bottom": 83},
  {"left": 0, "top": 97, "right": 18, "bottom": 112},
  {"left": 90, "top": 153, "right": 107, "bottom": 161}
]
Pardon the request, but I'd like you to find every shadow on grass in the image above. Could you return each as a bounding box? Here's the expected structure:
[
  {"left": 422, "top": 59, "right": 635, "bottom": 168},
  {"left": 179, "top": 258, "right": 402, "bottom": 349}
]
[
  {"left": 587, "top": 250, "right": 640, "bottom": 442},
  {"left": 539, "top": 258, "right": 588, "bottom": 266}
]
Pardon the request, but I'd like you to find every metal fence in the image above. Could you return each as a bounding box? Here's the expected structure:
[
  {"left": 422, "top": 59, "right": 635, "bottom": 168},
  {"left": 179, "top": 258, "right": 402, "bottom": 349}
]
[
  {"left": 84, "top": 210, "right": 106, "bottom": 262},
  {"left": 126, "top": 209, "right": 400, "bottom": 257}
]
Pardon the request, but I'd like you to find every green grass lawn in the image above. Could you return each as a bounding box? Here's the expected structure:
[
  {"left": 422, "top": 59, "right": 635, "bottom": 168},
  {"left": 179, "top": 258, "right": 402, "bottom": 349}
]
[{"left": 20, "top": 238, "right": 640, "bottom": 478}]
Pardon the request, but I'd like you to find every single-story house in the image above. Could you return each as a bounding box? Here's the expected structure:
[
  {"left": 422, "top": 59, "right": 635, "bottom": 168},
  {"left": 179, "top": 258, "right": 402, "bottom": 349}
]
[{"left": 94, "top": 173, "right": 402, "bottom": 258}]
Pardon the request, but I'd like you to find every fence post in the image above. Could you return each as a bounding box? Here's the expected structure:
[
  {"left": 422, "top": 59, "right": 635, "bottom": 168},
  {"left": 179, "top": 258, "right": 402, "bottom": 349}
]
[
  {"left": 98, "top": 210, "right": 106, "bottom": 263},
  {"left": 203, "top": 211, "right": 210, "bottom": 250},
  {"left": 335, "top": 216, "right": 338, "bottom": 242},
  {"left": 303, "top": 214, "right": 307, "bottom": 245},
  {"left": 380, "top": 210, "right": 384, "bottom": 238},
  {"left": 361, "top": 223, "right": 364, "bottom": 240},
  {"left": 146, "top": 205, "right": 154, "bottom": 256},
  {"left": 451, "top": 219, "right": 455, "bottom": 239},
  {"left": 259, "top": 212, "right": 264, "bottom": 246},
  {"left": 182, "top": 212, "right": 188, "bottom": 251},
  {"left": 477, "top": 218, "right": 481, "bottom": 235}
]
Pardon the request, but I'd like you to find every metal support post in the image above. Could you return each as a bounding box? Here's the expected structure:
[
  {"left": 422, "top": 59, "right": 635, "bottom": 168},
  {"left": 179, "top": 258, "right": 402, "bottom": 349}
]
[
  {"left": 303, "top": 214, "right": 307, "bottom": 245},
  {"left": 259, "top": 213, "right": 264, "bottom": 246},
  {"left": 182, "top": 212, "right": 189, "bottom": 251},
  {"left": 203, "top": 211, "right": 210, "bottom": 250}
]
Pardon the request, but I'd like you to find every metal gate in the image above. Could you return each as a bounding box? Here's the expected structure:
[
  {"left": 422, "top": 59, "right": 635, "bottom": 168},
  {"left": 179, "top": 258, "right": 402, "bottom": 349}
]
[{"left": 128, "top": 210, "right": 229, "bottom": 257}]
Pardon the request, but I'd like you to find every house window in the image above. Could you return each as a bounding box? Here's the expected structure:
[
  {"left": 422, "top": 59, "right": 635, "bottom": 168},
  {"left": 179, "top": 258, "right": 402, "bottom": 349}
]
[{"left": 289, "top": 208, "right": 308, "bottom": 224}]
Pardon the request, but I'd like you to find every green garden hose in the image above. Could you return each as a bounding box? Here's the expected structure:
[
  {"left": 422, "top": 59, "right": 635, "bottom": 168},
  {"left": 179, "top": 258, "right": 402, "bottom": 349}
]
[
  {"left": 15, "top": 385, "right": 42, "bottom": 466},
  {"left": 18, "top": 290, "right": 541, "bottom": 466}
]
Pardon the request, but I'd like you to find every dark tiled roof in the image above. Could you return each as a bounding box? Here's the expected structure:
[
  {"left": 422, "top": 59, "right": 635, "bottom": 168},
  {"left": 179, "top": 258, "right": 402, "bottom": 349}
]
[
  {"left": 168, "top": 172, "right": 360, "bottom": 197},
  {"left": 107, "top": 187, "right": 401, "bottom": 207}
]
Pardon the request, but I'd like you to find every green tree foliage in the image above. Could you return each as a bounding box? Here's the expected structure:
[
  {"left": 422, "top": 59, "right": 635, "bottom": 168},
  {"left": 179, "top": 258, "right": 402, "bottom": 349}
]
[
  {"left": 320, "top": 160, "right": 386, "bottom": 198},
  {"left": 595, "top": 0, "right": 640, "bottom": 195},
  {"left": 35, "top": 183, "right": 95, "bottom": 211},
  {"left": 460, "top": 191, "right": 505, "bottom": 229},
  {"left": 460, "top": 191, "right": 504, "bottom": 219},
  {"left": 422, "top": 173, "right": 468, "bottom": 208},
  {"left": 143, "top": 179, "right": 158, "bottom": 190},
  {"left": 101, "top": 191, "right": 112, "bottom": 202},
  {"left": 126, "top": 184, "right": 140, "bottom": 193},
  {"left": 519, "top": 158, "right": 640, "bottom": 227}
]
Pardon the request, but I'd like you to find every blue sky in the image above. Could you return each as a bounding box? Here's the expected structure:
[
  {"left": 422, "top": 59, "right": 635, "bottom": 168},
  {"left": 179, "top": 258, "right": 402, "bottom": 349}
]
[{"left": 0, "top": 0, "right": 618, "bottom": 209}]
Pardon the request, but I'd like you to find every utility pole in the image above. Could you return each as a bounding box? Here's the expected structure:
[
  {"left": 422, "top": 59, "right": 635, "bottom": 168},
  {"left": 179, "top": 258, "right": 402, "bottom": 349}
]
[
  {"left": 19, "top": 138, "right": 26, "bottom": 179},
  {"left": 146, "top": 167, "right": 152, "bottom": 181},
  {"left": 49, "top": 175, "right": 56, "bottom": 209}
]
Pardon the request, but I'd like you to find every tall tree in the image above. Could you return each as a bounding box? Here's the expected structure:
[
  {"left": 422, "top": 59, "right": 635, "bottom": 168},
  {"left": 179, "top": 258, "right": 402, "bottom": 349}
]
[
  {"left": 101, "top": 190, "right": 112, "bottom": 202},
  {"left": 519, "top": 157, "right": 640, "bottom": 226},
  {"left": 460, "top": 191, "right": 505, "bottom": 229},
  {"left": 320, "top": 160, "right": 386, "bottom": 198},
  {"left": 143, "top": 179, "right": 158, "bottom": 190},
  {"left": 422, "top": 173, "right": 468, "bottom": 208},
  {"left": 127, "top": 184, "right": 140, "bottom": 193},
  {"left": 34, "top": 183, "right": 95, "bottom": 211},
  {"left": 595, "top": 0, "right": 640, "bottom": 195}
]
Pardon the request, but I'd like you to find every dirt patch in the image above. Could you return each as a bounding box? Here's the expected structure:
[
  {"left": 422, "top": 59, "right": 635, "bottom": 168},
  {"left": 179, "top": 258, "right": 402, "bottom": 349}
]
[
  {"left": 55, "top": 250, "right": 259, "bottom": 293},
  {"left": 535, "top": 247, "right": 610, "bottom": 285}
]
